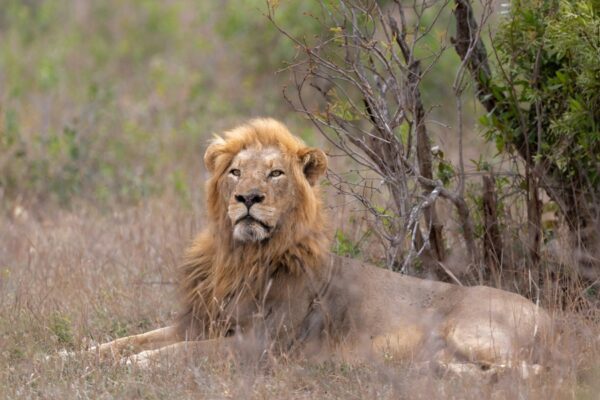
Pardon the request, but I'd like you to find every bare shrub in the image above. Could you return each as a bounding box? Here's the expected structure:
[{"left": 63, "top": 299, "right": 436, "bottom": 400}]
[
  {"left": 269, "top": 0, "right": 482, "bottom": 282},
  {"left": 269, "top": 0, "right": 600, "bottom": 306}
]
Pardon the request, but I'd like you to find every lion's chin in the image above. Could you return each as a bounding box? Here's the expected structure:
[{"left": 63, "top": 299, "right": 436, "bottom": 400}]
[{"left": 232, "top": 220, "right": 270, "bottom": 243}]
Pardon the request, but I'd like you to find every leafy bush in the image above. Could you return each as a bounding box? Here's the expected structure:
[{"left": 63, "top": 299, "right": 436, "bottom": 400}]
[{"left": 485, "top": 0, "right": 599, "bottom": 227}]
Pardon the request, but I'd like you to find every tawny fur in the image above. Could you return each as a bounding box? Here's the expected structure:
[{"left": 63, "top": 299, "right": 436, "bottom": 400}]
[
  {"left": 177, "top": 119, "right": 330, "bottom": 339},
  {"left": 88, "top": 118, "right": 550, "bottom": 372}
]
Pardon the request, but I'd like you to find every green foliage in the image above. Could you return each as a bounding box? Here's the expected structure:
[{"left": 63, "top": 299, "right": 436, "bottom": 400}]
[
  {"left": 432, "top": 147, "right": 455, "bottom": 186},
  {"left": 49, "top": 312, "right": 73, "bottom": 347},
  {"left": 332, "top": 229, "right": 361, "bottom": 258},
  {"left": 109, "top": 320, "right": 129, "bottom": 339},
  {"left": 436, "top": 160, "right": 455, "bottom": 186},
  {"left": 489, "top": 0, "right": 600, "bottom": 188},
  {"left": 328, "top": 89, "right": 362, "bottom": 121}
]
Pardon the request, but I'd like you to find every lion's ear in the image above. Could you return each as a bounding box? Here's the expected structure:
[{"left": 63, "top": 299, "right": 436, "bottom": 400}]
[
  {"left": 203, "top": 138, "right": 226, "bottom": 174},
  {"left": 300, "top": 148, "right": 327, "bottom": 186}
]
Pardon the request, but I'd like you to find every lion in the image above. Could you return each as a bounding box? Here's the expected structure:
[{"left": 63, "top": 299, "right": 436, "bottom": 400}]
[{"left": 90, "top": 118, "right": 550, "bottom": 373}]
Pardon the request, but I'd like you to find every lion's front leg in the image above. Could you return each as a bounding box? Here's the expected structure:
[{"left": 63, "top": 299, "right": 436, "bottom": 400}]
[
  {"left": 90, "top": 325, "right": 179, "bottom": 363},
  {"left": 125, "top": 337, "right": 238, "bottom": 368}
]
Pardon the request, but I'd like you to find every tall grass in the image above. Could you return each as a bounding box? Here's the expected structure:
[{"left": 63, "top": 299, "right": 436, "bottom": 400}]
[{"left": 1, "top": 198, "right": 598, "bottom": 398}]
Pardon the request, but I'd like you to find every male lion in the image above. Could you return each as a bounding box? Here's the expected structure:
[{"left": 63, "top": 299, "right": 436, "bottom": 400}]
[{"left": 92, "top": 118, "right": 549, "bottom": 372}]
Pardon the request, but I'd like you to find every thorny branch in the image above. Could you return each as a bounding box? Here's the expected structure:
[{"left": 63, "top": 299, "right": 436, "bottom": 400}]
[{"left": 269, "top": 0, "right": 478, "bottom": 278}]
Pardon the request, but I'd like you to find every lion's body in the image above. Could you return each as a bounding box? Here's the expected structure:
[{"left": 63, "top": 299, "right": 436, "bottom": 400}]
[{"left": 93, "top": 119, "right": 550, "bottom": 370}]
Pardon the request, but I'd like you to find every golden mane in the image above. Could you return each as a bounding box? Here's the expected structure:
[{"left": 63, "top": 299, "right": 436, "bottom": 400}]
[{"left": 177, "top": 118, "right": 330, "bottom": 339}]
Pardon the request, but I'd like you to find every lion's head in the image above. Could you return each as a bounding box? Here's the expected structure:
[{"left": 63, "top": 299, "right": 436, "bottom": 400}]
[
  {"left": 203, "top": 118, "right": 327, "bottom": 245},
  {"left": 178, "top": 119, "right": 330, "bottom": 338}
]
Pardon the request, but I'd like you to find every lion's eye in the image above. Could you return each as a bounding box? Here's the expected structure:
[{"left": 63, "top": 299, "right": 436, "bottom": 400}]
[
  {"left": 269, "top": 170, "right": 284, "bottom": 178},
  {"left": 230, "top": 169, "right": 241, "bottom": 177}
]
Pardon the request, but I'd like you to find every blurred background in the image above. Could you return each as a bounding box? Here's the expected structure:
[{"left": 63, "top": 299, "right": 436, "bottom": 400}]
[
  {"left": 0, "top": 0, "right": 471, "bottom": 210},
  {"left": 1, "top": 0, "right": 326, "bottom": 208}
]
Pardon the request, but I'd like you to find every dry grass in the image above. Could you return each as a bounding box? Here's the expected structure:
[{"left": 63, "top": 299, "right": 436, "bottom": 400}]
[{"left": 0, "top": 195, "right": 598, "bottom": 399}]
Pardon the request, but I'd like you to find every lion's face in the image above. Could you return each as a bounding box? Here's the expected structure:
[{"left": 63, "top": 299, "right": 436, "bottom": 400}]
[
  {"left": 223, "top": 146, "right": 296, "bottom": 242},
  {"left": 203, "top": 119, "right": 328, "bottom": 244}
]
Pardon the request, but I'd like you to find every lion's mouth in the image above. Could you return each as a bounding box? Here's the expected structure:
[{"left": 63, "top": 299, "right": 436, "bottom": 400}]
[{"left": 235, "top": 215, "right": 272, "bottom": 232}]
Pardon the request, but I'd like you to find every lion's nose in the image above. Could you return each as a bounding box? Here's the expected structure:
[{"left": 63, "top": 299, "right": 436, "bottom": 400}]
[{"left": 235, "top": 191, "right": 265, "bottom": 208}]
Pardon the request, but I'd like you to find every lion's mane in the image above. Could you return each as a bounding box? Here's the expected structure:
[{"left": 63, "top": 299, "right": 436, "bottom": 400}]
[{"left": 177, "top": 119, "right": 330, "bottom": 339}]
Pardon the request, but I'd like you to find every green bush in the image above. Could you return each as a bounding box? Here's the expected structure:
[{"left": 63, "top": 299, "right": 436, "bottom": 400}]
[{"left": 486, "top": 0, "right": 599, "bottom": 192}]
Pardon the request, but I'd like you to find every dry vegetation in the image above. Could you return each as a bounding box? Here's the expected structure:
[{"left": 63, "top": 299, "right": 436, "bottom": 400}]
[
  {"left": 1, "top": 0, "right": 599, "bottom": 399},
  {"left": 0, "top": 197, "right": 598, "bottom": 399}
]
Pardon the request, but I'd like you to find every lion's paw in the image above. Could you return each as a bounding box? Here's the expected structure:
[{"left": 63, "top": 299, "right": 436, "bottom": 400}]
[
  {"left": 57, "top": 349, "right": 75, "bottom": 361},
  {"left": 122, "top": 350, "right": 154, "bottom": 369}
]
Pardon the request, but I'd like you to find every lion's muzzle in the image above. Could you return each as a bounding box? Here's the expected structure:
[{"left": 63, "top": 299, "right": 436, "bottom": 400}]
[
  {"left": 229, "top": 191, "right": 276, "bottom": 243},
  {"left": 234, "top": 190, "right": 265, "bottom": 208}
]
